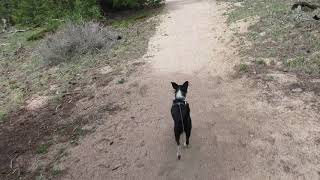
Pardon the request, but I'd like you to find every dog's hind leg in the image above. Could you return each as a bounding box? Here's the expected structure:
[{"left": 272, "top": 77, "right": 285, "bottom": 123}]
[
  {"left": 185, "top": 116, "right": 192, "bottom": 148},
  {"left": 185, "top": 129, "right": 191, "bottom": 148},
  {"left": 175, "top": 131, "right": 181, "bottom": 160}
]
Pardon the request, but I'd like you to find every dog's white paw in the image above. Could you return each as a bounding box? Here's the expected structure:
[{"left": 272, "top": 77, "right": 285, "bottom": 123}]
[
  {"left": 183, "top": 142, "right": 188, "bottom": 148},
  {"left": 177, "top": 145, "right": 181, "bottom": 160}
]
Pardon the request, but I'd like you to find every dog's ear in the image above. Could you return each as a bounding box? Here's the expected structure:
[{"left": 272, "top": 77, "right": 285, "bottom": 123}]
[
  {"left": 171, "top": 82, "right": 178, "bottom": 90},
  {"left": 182, "top": 81, "right": 189, "bottom": 90}
]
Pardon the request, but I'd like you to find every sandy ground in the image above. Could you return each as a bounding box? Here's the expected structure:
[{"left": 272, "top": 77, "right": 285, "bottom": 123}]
[{"left": 59, "top": 0, "right": 320, "bottom": 179}]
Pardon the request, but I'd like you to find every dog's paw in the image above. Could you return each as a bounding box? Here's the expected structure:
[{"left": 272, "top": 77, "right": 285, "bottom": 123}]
[{"left": 183, "top": 142, "right": 188, "bottom": 148}]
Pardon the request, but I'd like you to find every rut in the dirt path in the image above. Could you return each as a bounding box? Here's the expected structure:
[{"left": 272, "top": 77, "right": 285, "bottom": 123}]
[{"left": 59, "top": 0, "right": 320, "bottom": 180}]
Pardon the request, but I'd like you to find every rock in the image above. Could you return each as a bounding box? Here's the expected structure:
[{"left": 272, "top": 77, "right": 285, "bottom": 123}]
[
  {"left": 234, "top": 2, "right": 243, "bottom": 7},
  {"left": 99, "top": 66, "right": 113, "bottom": 74},
  {"left": 49, "top": 84, "right": 58, "bottom": 91},
  {"left": 82, "top": 124, "right": 94, "bottom": 131},
  {"left": 26, "top": 95, "right": 50, "bottom": 111},
  {"left": 259, "top": 32, "right": 266, "bottom": 37},
  {"left": 74, "top": 87, "right": 82, "bottom": 91},
  {"left": 291, "top": 88, "right": 303, "bottom": 93}
]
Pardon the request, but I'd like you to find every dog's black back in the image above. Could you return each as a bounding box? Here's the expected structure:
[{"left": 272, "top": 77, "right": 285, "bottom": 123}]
[
  {"left": 170, "top": 81, "right": 192, "bottom": 160},
  {"left": 171, "top": 100, "right": 192, "bottom": 138}
]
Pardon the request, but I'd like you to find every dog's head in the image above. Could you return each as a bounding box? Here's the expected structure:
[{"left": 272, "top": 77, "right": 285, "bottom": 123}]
[{"left": 171, "top": 81, "right": 189, "bottom": 100}]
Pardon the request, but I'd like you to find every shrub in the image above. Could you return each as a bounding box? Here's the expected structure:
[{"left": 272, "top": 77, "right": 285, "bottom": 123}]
[
  {"left": 239, "top": 63, "right": 249, "bottom": 72},
  {"left": 36, "top": 143, "right": 49, "bottom": 154},
  {"left": 39, "top": 22, "right": 119, "bottom": 65},
  {"left": 0, "top": 111, "right": 7, "bottom": 122},
  {"left": 100, "top": 0, "right": 164, "bottom": 10},
  {"left": 0, "top": 0, "right": 102, "bottom": 26},
  {"left": 27, "top": 20, "right": 61, "bottom": 41}
]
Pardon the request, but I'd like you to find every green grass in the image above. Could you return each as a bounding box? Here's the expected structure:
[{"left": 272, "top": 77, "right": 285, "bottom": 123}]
[
  {"left": 111, "top": 10, "right": 153, "bottom": 28},
  {"left": 284, "top": 56, "right": 320, "bottom": 75},
  {"left": 221, "top": 0, "right": 320, "bottom": 75},
  {"left": 27, "top": 21, "right": 61, "bottom": 41},
  {"left": 51, "top": 168, "right": 64, "bottom": 177},
  {"left": 70, "top": 127, "right": 89, "bottom": 145},
  {"left": 0, "top": 8, "right": 157, "bottom": 120},
  {"left": 225, "top": 0, "right": 286, "bottom": 23},
  {"left": 117, "top": 78, "right": 125, "bottom": 84},
  {"left": 239, "top": 63, "right": 249, "bottom": 72},
  {"left": 256, "top": 59, "right": 266, "bottom": 66},
  {"left": 0, "top": 111, "right": 8, "bottom": 122},
  {"left": 0, "top": 29, "right": 100, "bottom": 114},
  {"left": 36, "top": 143, "right": 50, "bottom": 154},
  {"left": 285, "top": 57, "right": 306, "bottom": 69}
]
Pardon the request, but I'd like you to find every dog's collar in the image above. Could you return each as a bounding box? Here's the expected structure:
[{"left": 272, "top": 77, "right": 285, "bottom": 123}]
[{"left": 173, "top": 98, "right": 187, "bottom": 105}]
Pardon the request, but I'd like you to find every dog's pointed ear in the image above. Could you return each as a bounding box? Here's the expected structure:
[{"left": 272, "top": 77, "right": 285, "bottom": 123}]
[
  {"left": 171, "top": 82, "right": 178, "bottom": 89},
  {"left": 182, "top": 81, "right": 189, "bottom": 89}
]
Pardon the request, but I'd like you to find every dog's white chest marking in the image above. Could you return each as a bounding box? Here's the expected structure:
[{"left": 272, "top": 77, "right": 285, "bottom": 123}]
[{"left": 176, "top": 89, "right": 184, "bottom": 99}]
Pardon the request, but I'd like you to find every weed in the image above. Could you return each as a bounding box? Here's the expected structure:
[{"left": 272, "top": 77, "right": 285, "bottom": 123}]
[
  {"left": 70, "top": 127, "right": 88, "bottom": 145},
  {"left": 220, "top": 0, "right": 320, "bottom": 75},
  {"left": 256, "top": 59, "right": 266, "bottom": 65},
  {"left": 35, "top": 174, "right": 46, "bottom": 180},
  {"left": 285, "top": 57, "right": 306, "bottom": 69},
  {"left": 27, "top": 20, "right": 61, "bottom": 41},
  {"left": 239, "top": 63, "right": 249, "bottom": 72},
  {"left": 0, "top": 111, "right": 7, "bottom": 122},
  {"left": 36, "top": 143, "right": 50, "bottom": 154},
  {"left": 56, "top": 147, "right": 68, "bottom": 160},
  {"left": 117, "top": 78, "right": 125, "bottom": 84},
  {"left": 111, "top": 11, "right": 152, "bottom": 28},
  {"left": 263, "top": 75, "right": 275, "bottom": 81},
  {"left": 51, "top": 168, "right": 64, "bottom": 177}
]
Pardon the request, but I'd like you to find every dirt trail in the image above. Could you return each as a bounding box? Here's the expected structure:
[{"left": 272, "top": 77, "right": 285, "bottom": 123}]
[{"left": 60, "top": 0, "right": 320, "bottom": 179}]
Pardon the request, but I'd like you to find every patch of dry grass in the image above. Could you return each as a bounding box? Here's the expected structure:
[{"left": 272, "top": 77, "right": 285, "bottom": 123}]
[
  {"left": 39, "top": 22, "right": 119, "bottom": 66},
  {"left": 221, "top": 0, "right": 320, "bottom": 76}
]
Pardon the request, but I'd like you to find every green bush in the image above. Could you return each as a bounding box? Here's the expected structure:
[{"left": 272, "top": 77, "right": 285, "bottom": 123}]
[
  {"left": 27, "top": 20, "right": 62, "bottom": 41},
  {"left": 0, "top": 0, "right": 163, "bottom": 27},
  {"left": 0, "top": 111, "right": 7, "bottom": 122},
  {"left": 0, "top": 0, "right": 102, "bottom": 26},
  {"left": 239, "top": 63, "right": 249, "bottom": 72},
  {"left": 101, "top": 0, "right": 164, "bottom": 10}
]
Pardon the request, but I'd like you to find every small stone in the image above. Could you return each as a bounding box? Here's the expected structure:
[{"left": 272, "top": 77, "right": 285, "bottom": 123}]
[
  {"left": 259, "top": 32, "right": 266, "bottom": 37},
  {"left": 234, "top": 2, "right": 243, "bottom": 7},
  {"left": 49, "top": 84, "right": 58, "bottom": 91},
  {"left": 99, "top": 66, "right": 113, "bottom": 74},
  {"left": 291, "top": 88, "right": 303, "bottom": 93},
  {"left": 74, "top": 87, "right": 81, "bottom": 91},
  {"left": 26, "top": 95, "right": 50, "bottom": 111},
  {"left": 82, "top": 124, "right": 93, "bottom": 131}
]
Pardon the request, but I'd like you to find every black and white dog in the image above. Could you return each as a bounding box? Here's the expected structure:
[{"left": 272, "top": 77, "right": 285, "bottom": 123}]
[{"left": 171, "top": 81, "right": 192, "bottom": 160}]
